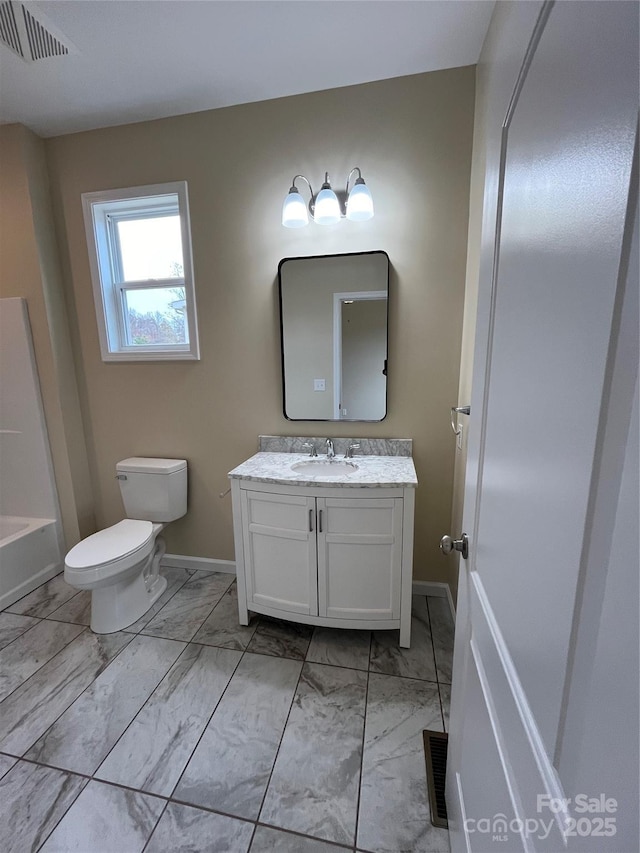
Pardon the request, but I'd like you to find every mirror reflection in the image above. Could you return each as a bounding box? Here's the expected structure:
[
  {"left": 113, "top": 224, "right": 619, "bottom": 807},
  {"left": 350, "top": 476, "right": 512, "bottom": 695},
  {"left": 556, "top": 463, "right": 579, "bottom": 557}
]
[{"left": 279, "top": 251, "right": 389, "bottom": 421}]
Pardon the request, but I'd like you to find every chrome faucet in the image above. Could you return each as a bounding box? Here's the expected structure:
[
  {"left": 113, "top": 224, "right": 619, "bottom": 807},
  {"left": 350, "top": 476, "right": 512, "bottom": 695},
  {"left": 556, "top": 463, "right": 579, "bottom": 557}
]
[
  {"left": 302, "top": 442, "right": 318, "bottom": 457},
  {"left": 345, "top": 443, "right": 360, "bottom": 459},
  {"left": 325, "top": 438, "right": 335, "bottom": 459}
]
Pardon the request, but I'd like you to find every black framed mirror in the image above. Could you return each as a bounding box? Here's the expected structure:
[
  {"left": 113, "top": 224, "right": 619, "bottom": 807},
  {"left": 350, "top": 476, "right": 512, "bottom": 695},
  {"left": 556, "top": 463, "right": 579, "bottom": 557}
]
[{"left": 278, "top": 250, "right": 389, "bottom": 421}]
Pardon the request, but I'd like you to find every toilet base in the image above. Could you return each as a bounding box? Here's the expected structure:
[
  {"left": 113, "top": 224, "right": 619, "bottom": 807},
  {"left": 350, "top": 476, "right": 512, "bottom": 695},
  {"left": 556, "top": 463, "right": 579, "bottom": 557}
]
[{"left": 90, "top": 570, "right": 167, "bottom": 634}]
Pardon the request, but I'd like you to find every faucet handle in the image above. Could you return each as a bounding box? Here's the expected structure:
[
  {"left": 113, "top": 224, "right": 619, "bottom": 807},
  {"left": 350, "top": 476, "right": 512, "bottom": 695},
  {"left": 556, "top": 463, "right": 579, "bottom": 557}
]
[
  {"left": 302, "top": 442, "right": 317, "bottom": 457},
  {"left": 345, "top": 443, "right": 360, "bottom": 459}
]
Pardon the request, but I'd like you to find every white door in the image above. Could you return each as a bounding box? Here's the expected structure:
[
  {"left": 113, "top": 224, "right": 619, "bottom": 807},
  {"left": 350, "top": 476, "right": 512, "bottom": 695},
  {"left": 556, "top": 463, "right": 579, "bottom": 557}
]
[
  {"left": 316, "top": 497, "right": 402, "bottom": 620},
  {"left": 241, "top": 490, "right": 318, "bottom": 616},
  {"left": 447, "top": 3, "right": 638, "bottom": 852}
]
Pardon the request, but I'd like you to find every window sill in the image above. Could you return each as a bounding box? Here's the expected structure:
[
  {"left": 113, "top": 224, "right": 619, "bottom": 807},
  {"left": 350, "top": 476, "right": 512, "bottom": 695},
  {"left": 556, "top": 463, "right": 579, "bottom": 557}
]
[{"left": 100, "top": 349, "right": 201, "bottom": 363}]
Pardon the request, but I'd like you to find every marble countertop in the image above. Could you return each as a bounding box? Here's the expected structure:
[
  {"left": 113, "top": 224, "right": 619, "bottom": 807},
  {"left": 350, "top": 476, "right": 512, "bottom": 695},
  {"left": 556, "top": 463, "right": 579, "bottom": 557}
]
[{"left": 228, "top": 452, "right": 418, "bottom": 488}]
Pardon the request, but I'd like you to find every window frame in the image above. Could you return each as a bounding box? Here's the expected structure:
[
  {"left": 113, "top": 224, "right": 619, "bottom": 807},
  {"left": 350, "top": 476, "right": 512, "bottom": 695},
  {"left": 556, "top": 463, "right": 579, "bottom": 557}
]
[{"left": 82, "top": 181, "right": 200, "bottom": 362}]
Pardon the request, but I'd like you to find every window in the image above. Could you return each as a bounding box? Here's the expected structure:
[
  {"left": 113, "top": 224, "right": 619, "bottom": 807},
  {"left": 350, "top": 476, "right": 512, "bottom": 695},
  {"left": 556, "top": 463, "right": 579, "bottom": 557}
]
[{"left": 82, "top": 182, "right": 200, "bottom": 361}]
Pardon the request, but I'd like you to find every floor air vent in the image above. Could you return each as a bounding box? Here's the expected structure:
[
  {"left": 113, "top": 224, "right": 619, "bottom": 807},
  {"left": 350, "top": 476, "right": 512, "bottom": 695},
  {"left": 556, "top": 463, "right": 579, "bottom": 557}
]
[
  {"left": 0, "top": 1, "right": 74, "bottom": 62},
  {"left": 423, "top": 729, "right": 449, "bottom": 828}
]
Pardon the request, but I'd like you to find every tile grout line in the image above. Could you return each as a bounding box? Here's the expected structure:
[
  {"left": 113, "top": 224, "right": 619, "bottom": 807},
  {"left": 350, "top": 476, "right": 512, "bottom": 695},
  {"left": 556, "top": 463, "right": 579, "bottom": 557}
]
[
  {"left": 253, "top": 819, "right": 357, "bottom": 851},
  {"left": 0, "top": 624, "right": 93, "bottom": 708},
  {"left": 86, "top": 638, "right": 234, "bottom": 791},
  {"left": 424, "top": 595, "right": 440, "bottom": 680},
  {"left": 0, "top": 619, "right": 90, "bottom": 704},
  {"left": 162, "top": 643, "right": 247, "bottom": 802},
  {"left": 353, "top": 630, "right": 373, "bottom": 852},
  {"left": 138, "top": 569, "right": 203, "bottom": 634},
  {"left": 32, "top": 772, "right": 90, "bottom": 852},
  {"left": 140, "top": 798, "right": 171, "bottom": 853},
  {"left": 27, "top": 633, "right": 240, "bottom": 853},
  {"left": 60, "top": 635, "right": 189, "bottom": 780},
  {"left": 0, "top": 570, "right": 195, "bottom": 728},
  {"left": 427, "top": 594, "right": 455, "bottom": 683},
  {"left": 246, "top": 820, "right": 259, "bottom": 851},
  {"left": 0, "top": 629, "right": 138, "bottom": 765},
  {"left": 5, "top": 579, "right": 245, "bottom": 791},
  {"left": 130, "top": 568, "right": 195, "bottom": 634},
  {"left": 425, "top": 595, "right": 453, "bottom": 732},
  {"left": 21, "top": 749, "right": 360, "bottom": 853},
  {"left": 0, "top": 614, "right": 45, "bottom": 653},
  {"left": 45, "top": 589, "right": 88, "bottom": 621},
  {"left": 191, "top": 586, "right": 260, "bottom": 650},
  {"left": 0, "top": 619, "right": 84, "bottom": 701},
  {"left": 250, "top": 649, "right": 307, "bottom": 829},
  {"left": 3, "top": 572, "right": 77, "bottom": 620},
  {"left": 245, "top": 626, "right": 368, "bottom": 850},
  {"left": 139, "top": 572, "right": 235, "bottom": 643},
  {"left": 5, "top": 635, "right": 187, "bottom": 818}
]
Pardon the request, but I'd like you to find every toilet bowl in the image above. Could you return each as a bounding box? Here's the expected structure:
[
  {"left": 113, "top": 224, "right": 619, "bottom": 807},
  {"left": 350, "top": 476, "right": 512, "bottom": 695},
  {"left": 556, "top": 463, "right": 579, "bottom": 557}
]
[
  {"left": 65, "top": 519, "right": 168, "bottom": 633},
  {"left": 64, "top": 457, "right": 188, "bottom": 634}
]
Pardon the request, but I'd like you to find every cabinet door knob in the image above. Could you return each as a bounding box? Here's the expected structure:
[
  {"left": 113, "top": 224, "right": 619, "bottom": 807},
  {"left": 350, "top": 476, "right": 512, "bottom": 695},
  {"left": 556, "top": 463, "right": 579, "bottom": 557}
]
[
  {"left": 309, "top": 509, "right": 314, "bottom": 532},
  {"left": 440, "top": 533, "right": 469, "bottom": 560},
  {"left": 318, "top": 510, "right": 323, "bottom": 533}
]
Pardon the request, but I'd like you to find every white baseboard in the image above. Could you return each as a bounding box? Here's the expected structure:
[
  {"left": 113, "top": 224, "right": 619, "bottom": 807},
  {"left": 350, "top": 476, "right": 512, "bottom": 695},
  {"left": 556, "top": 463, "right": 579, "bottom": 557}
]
[
  {"left": 412, "top": 580, "right": 456, "bottom": 622},
  {"left": 161, "top": 554, "right": 236, "bottom": 575}
]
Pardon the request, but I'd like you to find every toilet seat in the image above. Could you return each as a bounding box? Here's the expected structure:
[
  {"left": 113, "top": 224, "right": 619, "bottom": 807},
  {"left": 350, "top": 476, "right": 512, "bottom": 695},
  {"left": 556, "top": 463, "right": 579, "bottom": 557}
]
[{"left": 65, "top": 519, "right": 155, "bottom": 588}]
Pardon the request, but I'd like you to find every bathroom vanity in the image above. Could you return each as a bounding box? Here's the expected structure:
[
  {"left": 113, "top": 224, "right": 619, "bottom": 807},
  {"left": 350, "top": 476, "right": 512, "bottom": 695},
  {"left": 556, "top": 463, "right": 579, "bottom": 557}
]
[{"left": 229, "top": 438, "right": 417, "bottom": 647}]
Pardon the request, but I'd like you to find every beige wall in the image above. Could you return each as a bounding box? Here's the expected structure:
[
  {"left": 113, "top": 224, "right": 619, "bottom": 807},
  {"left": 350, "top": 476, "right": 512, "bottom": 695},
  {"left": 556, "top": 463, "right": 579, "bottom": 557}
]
[
  {"left": 44, "top": 67, "right": 475, "bottom": 583},
  {"left": 0, "top": 124, "right": 94, "bottom": 547}
]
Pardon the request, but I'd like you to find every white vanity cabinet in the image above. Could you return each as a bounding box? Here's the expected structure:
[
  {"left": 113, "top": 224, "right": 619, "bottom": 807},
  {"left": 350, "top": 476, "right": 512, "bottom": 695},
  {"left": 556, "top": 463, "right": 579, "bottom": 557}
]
[{"left": 230, "top": 477, "right": 415, "bottom": 647}]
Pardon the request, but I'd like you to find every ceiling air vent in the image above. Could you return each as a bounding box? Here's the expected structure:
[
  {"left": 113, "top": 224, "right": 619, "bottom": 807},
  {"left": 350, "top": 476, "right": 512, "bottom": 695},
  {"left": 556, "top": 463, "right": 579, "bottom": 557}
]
[
  {"left": 0, "top": 1, "right": 75, "bottom": 62},
  {"left": 0, "top": 0, "right": 23, "bottom": 57}
]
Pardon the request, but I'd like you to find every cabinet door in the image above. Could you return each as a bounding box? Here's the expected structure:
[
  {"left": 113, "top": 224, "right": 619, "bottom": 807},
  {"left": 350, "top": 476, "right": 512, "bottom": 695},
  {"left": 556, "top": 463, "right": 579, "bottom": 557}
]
[
  {"left": 316, "top": 497, "right": 402, "bottom": 620},
  {"left": 241, "top": 489, "right": 318, "bottom": 616}
]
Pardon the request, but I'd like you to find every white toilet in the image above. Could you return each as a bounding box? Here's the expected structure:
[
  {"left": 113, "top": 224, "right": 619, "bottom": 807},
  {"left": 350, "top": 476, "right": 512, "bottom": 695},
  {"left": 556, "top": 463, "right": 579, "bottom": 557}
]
[{"left": 64, "top": 457, "right": 188, "bottom": 634}]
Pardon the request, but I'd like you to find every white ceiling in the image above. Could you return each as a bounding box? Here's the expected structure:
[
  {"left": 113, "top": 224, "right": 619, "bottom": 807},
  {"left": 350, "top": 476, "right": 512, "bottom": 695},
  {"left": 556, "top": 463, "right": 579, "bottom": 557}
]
[{"left": 0, "top": 1, "right": 494, "bottom": 138}]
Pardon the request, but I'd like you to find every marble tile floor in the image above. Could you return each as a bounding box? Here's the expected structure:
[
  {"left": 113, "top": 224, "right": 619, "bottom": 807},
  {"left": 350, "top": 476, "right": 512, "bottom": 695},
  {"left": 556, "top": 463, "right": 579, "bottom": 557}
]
[{"left": 0, "top": 568, "right": 455, "bottom": 853}]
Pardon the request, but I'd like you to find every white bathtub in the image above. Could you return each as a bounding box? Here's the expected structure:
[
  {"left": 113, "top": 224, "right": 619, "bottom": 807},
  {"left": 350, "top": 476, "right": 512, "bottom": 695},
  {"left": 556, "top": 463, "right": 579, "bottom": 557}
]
[{"left": 0, "top": 515, "right": 62, "bottom": 610}]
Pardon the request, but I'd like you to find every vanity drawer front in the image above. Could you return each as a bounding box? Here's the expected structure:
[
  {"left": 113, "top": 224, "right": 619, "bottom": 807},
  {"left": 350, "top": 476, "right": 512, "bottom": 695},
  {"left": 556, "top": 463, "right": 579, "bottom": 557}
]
[
  {"left": 316, "top": 497, "right": 403, "bottom": 621},
  {"left": 241, "top": 490, "right": 318, "bottom": 617}
]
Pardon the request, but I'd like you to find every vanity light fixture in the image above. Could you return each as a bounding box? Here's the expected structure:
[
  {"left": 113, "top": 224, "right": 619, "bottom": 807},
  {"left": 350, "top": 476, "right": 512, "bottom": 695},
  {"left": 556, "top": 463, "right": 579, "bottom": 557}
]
[{"left": 282, "top": 167, "right": 374, "bottom": 228}]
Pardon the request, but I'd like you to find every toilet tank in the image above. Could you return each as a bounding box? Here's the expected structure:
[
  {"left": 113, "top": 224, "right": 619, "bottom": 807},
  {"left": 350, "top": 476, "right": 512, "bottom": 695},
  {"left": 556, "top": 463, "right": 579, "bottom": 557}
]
[{"left": 116, "top": 457, "right": 187, "bottom": 522}]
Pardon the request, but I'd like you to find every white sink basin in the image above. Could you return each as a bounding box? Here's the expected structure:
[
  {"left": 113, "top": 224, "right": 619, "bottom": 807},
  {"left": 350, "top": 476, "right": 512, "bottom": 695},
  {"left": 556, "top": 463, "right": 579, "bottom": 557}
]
[{"left": 291, "top": 459, "right": 359, "bottom": 477}]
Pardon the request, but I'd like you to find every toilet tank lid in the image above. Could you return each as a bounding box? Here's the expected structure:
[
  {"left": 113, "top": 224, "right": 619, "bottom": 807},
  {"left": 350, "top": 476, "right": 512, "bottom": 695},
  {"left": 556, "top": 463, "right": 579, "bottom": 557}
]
[{"left": 117, "top": 457, "right": 187, "bottom": 474}]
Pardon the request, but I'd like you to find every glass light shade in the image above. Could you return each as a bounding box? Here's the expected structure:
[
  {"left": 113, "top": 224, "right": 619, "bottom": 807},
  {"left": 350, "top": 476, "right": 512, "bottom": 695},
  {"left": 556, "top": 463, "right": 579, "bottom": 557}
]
[
  {"left": 282, "top": 191, "right": 309, "bottom": 228},
  {"left": 346, "top": 182, "right": 374, "bottom": 221},
  {"left": 314, "top": 187, "right": 341, "bottom": 225}
]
